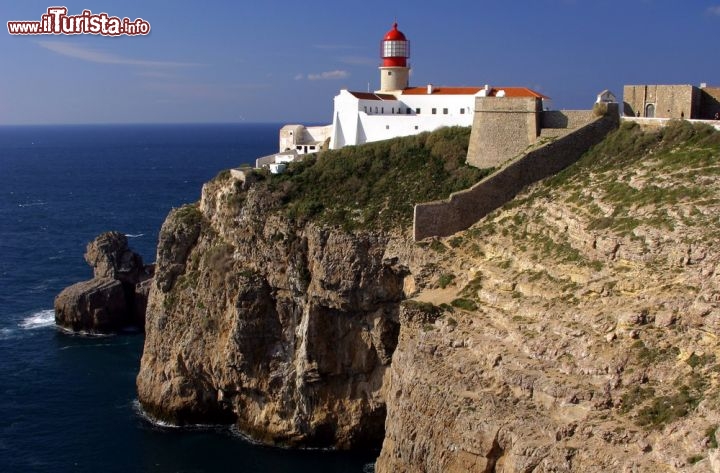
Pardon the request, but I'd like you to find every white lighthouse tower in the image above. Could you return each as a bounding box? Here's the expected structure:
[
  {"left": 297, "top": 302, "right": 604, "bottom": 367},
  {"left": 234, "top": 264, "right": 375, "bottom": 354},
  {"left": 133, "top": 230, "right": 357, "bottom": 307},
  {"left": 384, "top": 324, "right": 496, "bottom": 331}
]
[{"left": 378, "top": 22, "right": 410, "bottom": 92}]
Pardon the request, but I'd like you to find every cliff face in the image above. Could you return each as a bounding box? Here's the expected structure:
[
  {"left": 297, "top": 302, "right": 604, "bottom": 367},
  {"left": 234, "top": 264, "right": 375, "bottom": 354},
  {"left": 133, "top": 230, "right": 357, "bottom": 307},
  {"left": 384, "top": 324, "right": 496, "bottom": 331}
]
[
  {"left": 138, "top": 122, "right": 720, "bottom": 470},
  {"left": 136, "top": 174, "right": 409, "bottom": 448},
  {"left": 377, "top": 122, "right": 720, "bottom": 472}
]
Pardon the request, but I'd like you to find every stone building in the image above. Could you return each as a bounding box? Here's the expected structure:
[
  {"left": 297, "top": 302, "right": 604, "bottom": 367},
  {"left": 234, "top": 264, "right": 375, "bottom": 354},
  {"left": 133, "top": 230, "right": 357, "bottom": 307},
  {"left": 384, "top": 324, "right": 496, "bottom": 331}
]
[{"left": 623, "top": 84, "right": 720, "bottom": 119}]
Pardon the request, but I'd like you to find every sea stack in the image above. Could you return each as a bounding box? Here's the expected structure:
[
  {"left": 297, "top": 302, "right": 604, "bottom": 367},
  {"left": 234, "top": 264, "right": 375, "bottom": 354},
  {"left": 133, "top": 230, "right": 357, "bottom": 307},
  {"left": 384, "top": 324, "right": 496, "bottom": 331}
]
[{"left": 54, "top": 231, "right": 154, "bottom": 333}]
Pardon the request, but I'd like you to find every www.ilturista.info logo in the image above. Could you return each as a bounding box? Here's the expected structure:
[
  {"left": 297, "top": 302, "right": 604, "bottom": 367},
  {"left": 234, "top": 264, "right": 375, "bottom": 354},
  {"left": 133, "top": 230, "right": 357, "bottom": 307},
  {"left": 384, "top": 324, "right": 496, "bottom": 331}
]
[{"left": 7, "top": 7, "right": 150, "bottom": 36}]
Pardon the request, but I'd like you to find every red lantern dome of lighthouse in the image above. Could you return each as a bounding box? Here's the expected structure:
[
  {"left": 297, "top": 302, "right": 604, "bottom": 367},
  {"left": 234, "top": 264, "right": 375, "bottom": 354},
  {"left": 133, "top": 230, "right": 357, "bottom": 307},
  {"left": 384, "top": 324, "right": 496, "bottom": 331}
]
[{"left": 381, "top": 22, "right": 409, "bottom": 67}]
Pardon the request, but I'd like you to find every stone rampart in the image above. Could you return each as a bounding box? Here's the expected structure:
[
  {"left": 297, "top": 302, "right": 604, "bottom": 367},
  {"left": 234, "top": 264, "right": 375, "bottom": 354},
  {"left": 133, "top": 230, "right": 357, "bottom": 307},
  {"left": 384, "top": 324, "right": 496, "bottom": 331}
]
[
  {"left": 541, "top": 110, "right": 595, "bottom": 129},
  {"left": 413, "top": 104, "right": 619, "bottom": 241}
]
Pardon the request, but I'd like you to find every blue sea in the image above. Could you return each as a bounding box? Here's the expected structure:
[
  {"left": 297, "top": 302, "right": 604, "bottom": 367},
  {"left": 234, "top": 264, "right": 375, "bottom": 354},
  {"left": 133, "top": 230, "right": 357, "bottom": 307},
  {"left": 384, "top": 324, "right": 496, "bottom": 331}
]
[{"left": 0, "top": 124, "right": 375, "bottom": 472}]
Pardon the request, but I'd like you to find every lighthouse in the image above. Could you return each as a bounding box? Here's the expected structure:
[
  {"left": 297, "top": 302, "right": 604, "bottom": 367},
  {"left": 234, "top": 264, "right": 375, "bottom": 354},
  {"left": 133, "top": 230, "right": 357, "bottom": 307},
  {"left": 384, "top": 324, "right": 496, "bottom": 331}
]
[
  {"left": 378, "top": 22, "right": 410, "bottom": 92},
  {"left": 263, "top": 21, "right": 548, "bottom": 158}
]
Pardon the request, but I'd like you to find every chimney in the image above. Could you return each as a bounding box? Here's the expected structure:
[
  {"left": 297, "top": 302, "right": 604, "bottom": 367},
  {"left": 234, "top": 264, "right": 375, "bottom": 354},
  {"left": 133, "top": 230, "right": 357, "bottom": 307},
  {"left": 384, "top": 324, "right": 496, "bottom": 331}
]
[{"left": 427, "top": 84, "right": 433, "bottom": 94}]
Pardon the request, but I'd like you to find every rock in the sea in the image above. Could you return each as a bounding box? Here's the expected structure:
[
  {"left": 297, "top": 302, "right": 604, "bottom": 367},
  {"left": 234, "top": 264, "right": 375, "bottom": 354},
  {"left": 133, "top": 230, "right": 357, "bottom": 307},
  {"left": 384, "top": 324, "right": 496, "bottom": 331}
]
[
  {"left": 54, "top": 231, "right": 153, "bottom": 334},
  {"left": 85, "top": 231, "right": 145, "bottom": 283},
  {"left": 54, "top": 278, "right": 128, "bottom": 332}
]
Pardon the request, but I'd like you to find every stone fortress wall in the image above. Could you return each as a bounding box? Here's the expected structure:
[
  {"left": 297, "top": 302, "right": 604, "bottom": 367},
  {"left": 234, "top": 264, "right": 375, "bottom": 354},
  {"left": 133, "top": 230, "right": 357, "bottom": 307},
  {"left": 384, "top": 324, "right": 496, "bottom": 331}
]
[
  {"left": 623, "top": 84, "right": 720, "bottom": 119},
  {"left": 413, "top": 101, "right": 619, "bottom": 241}
]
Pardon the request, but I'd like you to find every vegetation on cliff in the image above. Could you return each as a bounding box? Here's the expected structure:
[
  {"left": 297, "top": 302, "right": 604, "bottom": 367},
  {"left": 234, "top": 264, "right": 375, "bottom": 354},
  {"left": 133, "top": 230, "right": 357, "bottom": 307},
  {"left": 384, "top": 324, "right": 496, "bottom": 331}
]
[
  {"left": 537, "top": 119, "right": 720, "bottom": 235},
  {"left": 262, "top": 126, "right": 491, "bottom": 230}
]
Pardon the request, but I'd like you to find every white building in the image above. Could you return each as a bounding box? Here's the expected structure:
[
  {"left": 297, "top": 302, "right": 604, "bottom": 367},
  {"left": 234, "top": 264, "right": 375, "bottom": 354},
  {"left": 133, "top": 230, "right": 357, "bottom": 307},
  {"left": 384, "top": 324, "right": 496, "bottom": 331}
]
[{"left": 268, "top": 22, "right": 547, "bottom": 163}]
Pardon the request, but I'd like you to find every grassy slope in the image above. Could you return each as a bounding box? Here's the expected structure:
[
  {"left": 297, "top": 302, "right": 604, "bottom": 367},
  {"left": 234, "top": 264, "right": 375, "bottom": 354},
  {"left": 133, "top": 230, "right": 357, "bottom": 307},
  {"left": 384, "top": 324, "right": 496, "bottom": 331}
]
[
  {"left": 537, "top": 120, "right": 720, "bottom": 237},
  {"left": 258, "top": 126, "right": 491, "bottom": 231}
]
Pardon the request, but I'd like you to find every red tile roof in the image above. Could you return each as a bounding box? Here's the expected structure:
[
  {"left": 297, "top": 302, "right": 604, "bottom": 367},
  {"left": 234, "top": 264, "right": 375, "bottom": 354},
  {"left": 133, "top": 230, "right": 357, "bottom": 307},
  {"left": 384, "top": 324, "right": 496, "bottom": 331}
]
[
  {"left": 401, "top": 86, "right": 548, "bottom": 99},
  {"left": 349, "top": 91, "right": 398, "bottom": 101}
]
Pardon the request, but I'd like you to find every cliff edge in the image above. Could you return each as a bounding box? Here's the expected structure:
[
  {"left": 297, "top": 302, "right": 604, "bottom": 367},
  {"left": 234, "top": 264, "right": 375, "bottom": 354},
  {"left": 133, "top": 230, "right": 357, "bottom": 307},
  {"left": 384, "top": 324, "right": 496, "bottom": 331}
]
[
  {"left": 137, "top": 122, "right": 720, "bottom": 471},
  {"left": 136, "top": 128, "right": 482, "bottom": 448}
]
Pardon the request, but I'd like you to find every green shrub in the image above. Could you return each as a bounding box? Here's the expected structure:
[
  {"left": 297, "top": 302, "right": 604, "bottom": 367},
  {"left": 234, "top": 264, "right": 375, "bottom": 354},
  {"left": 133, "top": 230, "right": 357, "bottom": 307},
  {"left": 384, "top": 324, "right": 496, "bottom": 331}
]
[
  {"left": 173, "top": 204, "right": 202, "bottom": 228},
  {"left": 438, "top": 273, "right": 455, "bottom": 289},
  {"left": 403, "top": 300, "right": 441, "bottom": 316},
  {"left": 451, "top": 298, "right": 478, "bottom": 311},
  {"left": 636, "top": 385, "right": 700, "bottom": 429}
]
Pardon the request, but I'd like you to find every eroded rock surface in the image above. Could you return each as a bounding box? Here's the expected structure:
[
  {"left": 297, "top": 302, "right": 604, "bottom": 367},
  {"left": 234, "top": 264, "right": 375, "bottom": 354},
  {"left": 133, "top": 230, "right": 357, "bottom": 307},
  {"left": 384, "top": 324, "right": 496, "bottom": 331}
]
[
  {"left": 377, "top": 122, "right": 720, "bottom": 472},
  {"left": 136, "top": 179, "right": 408, "bottom": 448}
]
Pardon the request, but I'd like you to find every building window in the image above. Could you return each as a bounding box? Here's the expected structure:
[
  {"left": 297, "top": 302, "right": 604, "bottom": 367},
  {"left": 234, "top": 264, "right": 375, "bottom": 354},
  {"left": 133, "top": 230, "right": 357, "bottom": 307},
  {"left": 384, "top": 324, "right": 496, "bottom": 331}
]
[
  {"left": 460, "top": 108, "right": 465, "bottom": 114},
  {"left": 382, "top": 107, "right": 384, "bottom": 114},
  {"left": 392, "top": 108, "right": 395, "bottom": 114},
  {"left": 386, "top": 125, "right": 389, "bottom": 130},
  {"left": 416, "top": 108, "right": 420, "bottom": 114},
  {"left": 375, "top": 107, "right": 378, "bottom": 113},
  {"left": 443, "top": 108, "right": 448, "bottom": 114},
  {"left": 406, "top": 108, "right": 411, "bottom": 114},
  {"left": 388, "top": 71, "right": 392, "bottom": 76},
  {"left": 414, "top": 125, "right": 419, "bottom": 130},
  {"left": 432, "top": 108, "right": 437, "bottom": 114},
  {"left": 364, "top": 106, "right": 367, "bottom": 112}
]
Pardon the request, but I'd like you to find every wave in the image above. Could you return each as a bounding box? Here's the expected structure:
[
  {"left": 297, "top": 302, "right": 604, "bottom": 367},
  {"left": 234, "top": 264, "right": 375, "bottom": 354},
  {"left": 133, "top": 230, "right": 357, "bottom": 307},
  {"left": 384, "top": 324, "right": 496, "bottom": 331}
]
[
  {"left": 133, "top": 400, "right": 224, "bottom": 431},
  {"left": 228, "top": 424, "right": 337, "bottom": 451},
  {"left": 56, "top": 325, "right": 114, "bottom": 338},
  {"left": 133, "top": 400, "right": 181, "bottom": 429},
  {"left": 17, "top": 201, "right": 48, "bottom": 208},
  {"left": 125, "top": 233, "right": 144, "bottom": 238},
  {"left": 18, "top": 309, "right": 55, "bottom": 330}
]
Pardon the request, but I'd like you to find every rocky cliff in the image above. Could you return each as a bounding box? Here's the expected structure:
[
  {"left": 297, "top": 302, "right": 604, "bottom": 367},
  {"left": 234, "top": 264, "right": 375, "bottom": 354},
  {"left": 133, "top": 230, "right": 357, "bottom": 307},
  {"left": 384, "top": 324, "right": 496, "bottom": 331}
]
[
  {"left": 136, "top": 128, "right": 483, "bottom": 448},
  {"left": 137, "top": 122, "right": 720, "bottom": 470},
  {"left": 136, "top": 174, "right": 408, "bottom": 448},
  {"left": 377, "top": 121, "right": 720, "bottom": 472}
]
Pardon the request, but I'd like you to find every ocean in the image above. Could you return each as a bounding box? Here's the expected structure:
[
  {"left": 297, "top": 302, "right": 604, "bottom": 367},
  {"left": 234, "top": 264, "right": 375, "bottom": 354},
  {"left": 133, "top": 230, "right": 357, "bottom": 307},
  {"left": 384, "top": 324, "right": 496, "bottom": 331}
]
[{"left": 0, "top": 124, "right": 376, "bottom": 472}]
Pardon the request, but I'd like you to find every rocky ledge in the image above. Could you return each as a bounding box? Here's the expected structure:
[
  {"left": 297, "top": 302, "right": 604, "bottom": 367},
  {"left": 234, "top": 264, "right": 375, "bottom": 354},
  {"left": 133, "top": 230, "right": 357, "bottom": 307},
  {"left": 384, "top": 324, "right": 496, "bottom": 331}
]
[{"left": 54, "top": 231, "right": 154, "bottom": 333}]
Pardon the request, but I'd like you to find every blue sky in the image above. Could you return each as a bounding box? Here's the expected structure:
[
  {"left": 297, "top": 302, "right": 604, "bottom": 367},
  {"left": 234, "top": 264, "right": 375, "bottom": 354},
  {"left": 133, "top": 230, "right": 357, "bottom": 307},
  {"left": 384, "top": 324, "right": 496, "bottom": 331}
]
[{"left": 2, "top": 0, "right": 720, "bottom": 125}]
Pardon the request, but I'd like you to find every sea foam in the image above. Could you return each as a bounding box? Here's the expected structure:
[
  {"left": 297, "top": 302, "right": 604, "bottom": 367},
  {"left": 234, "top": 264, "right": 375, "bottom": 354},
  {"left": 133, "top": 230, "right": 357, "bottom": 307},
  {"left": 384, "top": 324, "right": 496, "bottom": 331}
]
[{"left": 19, "top": 309, "right": 55, "bottom": 330}]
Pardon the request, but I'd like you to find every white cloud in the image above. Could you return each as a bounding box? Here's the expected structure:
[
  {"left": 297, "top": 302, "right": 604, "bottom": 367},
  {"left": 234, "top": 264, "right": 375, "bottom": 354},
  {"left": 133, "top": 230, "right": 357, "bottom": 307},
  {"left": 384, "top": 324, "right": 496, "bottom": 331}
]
[
  {"left": 294, "top": 73, "right": 305, "bottom": 80},
  {"left": 306, "top": 70, "right": 349, "bottom": 81},
  {"left": 708, "top": 5, "right": 720, "bottom": 15},
  {"left": 36, "top": 41, "right": 201, "bottom": 67}
]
